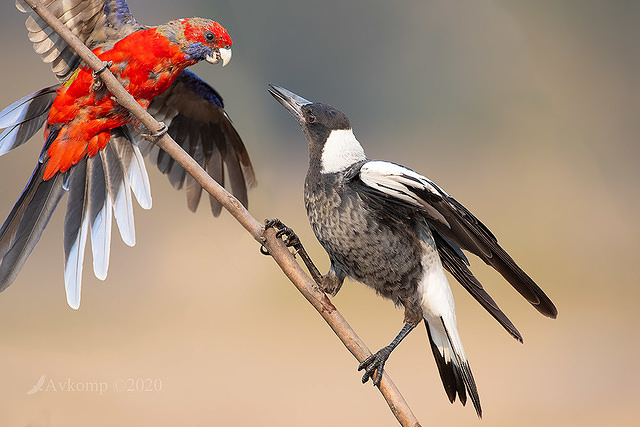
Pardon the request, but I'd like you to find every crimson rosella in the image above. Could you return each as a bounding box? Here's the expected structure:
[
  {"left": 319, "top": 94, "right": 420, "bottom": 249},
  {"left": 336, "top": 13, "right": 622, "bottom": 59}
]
[{"left": 0, "top": 0, "right": 256, "bottom": 308}]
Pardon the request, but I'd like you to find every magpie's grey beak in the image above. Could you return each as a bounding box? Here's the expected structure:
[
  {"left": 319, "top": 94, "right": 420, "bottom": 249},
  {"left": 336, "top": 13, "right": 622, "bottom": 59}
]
[
  {"left": 268, "top": 84, "right": 312, "bottom": 123},
  {"left": 206, "top": 47, "right": 232, "bottom": 67}
]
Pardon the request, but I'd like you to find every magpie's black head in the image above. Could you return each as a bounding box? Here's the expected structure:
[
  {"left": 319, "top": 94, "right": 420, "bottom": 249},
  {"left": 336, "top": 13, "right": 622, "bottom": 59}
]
[
  {"left": 268, "top": 84, "right": 350, "bottom": 143},
  {"left": 268, "top": 84, "right": 366, "bottom": 174}
]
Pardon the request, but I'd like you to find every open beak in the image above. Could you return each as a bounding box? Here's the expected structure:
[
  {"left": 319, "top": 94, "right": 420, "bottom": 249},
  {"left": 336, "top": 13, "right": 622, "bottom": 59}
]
[
  {"left": 206, "top": 47, "right": 232, "bottom": 67},
  {"left": 268, "top": 84, "right": 312, "bottom": 123}
]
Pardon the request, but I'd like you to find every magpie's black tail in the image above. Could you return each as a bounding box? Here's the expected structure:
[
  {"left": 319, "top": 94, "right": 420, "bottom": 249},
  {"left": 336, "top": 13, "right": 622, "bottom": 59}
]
[{"left": 424, "top": 317, "right": 482, "bottom": 418}]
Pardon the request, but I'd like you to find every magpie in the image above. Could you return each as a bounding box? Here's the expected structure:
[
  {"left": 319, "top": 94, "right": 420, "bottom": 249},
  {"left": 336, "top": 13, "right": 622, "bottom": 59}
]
[{"left": 267, "top": 84, "right": 557, "bottom": 417}]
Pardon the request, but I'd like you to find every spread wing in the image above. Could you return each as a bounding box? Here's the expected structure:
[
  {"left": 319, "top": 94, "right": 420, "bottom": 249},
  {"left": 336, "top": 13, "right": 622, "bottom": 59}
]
[
  {"left": 0, "top": 85, "right": 59, "bottom": 155},
  {"left": 142, "top": 70, "right": 256, "bottom": 215},
  {"left": 16, "top": 0, "right": 141, "bottom": 82},
  {"left": 356, "top": 160, "right": 557, "bottom": 333}
]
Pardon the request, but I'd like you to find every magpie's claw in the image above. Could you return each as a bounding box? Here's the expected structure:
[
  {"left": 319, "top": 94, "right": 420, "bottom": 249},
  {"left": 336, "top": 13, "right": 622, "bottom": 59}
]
[
  {"left": 358, "top": 346, "right": 393, "bottom": 387},
  {"left": 264, "top": 218, "right": 300, "bottom": 248},
  {"left": 261, "top": 219, "right": 325, "bottom": 286}
]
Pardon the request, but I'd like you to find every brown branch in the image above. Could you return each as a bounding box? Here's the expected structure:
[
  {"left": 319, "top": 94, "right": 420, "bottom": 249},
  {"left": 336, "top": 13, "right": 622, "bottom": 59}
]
[{"left": 22, "top": 1, "right": 421, "bottom": 425}]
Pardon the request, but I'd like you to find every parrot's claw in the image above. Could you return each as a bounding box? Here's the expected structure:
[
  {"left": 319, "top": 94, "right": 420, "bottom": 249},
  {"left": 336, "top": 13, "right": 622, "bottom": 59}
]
[
  {"left": 92, "top": 61, "right": 113, "bottom": 79},
  {"left": 91, "top": 61, "right": 113, "bottom": 90},
  {"left": 141, "top": 123, "right": 168, "bottom": 141}
]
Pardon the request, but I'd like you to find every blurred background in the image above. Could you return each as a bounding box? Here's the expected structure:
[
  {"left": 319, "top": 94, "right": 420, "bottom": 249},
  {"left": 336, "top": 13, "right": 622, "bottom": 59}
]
[{"left": 0, "top": 0, "right": 638, "bottom": 425}]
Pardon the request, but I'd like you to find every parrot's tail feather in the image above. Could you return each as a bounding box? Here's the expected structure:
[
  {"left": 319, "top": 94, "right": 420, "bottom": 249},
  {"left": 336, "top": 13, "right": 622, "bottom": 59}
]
[
  {"left": 87, "top": 154, "right": 112, "bottom": 282},
  {"left": 57, "top": 127, "right": 153, "bottom": 309},
  {"left": 100, "top": 138, "right": 136, "bottom": 247},
  {"left": 112, "top": 128, "right": 152, "bottom": 210},
  {"left": 0, "top": 85, "right": 59, "bottom": 156},
  {"left": 0, "top": 121, "right": 157, "bottom": 306},
  {"left": 63, "top": 158, "right": 91, "bottom": 310}
]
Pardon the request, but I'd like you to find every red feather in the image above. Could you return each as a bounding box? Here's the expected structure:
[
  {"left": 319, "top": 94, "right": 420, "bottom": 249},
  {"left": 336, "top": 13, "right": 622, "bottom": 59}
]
[{"left": 42, "top": 25, "right": 208, "bottom": 180}]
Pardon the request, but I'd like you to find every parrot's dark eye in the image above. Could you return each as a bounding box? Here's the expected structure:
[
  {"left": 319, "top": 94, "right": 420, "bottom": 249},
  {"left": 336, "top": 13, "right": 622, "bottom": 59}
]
[
  {"left": 307, "top": 113, "right": 316, "bottom": 123},
  {"left": 204, "top": 31, "right": 215, "bottom": 42}
]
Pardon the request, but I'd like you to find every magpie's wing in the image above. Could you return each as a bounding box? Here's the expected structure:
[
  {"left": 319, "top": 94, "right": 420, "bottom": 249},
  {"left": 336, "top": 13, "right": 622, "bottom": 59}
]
[
  {"left": 357, "top": 160, "right": 557, "bottom": 320},
  {"left": 16, "top": 0, "right": 141, "bottom": 82},
  {"left": 140, "top": 70, "right": 256, "bottom": 215},
  {"left": 432, "top": 230, "right": 522, "bottom": 341}
]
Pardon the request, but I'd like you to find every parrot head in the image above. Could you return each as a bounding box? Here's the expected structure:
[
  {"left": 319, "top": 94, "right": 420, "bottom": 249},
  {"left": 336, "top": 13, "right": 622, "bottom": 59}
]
[{"left": 159, "top": 17, "right": 233, "bottom": 67}]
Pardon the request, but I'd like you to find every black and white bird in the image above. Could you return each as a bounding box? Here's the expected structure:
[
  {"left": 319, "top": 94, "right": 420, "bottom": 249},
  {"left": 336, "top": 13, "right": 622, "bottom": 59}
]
[{"left": 268, "top": 84, "right": 557, "bottom": 417}]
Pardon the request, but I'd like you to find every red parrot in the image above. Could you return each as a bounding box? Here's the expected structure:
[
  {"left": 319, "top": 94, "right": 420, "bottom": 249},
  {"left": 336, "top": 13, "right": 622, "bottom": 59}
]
[{"left": 0, "top": 0, "right": 256, "bottom": 308}]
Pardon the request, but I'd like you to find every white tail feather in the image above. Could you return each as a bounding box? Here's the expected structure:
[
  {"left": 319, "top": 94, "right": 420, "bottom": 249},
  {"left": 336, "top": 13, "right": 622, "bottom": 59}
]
[
  {"left": 65, "top": 214, "right": 90, "bottom": 310},
  {"left": 90, "top": 198, "right": 112, "bottom": 280},
  {"left": 128, "top": 143, "right": 152, "bottom": 210},
  {"left": 112, "top": 181, "right": 135, "bottom": 247}
]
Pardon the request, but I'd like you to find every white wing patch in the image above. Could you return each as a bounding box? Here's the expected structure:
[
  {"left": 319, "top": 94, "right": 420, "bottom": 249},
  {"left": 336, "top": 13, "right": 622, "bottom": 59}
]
[
  {"left": 359, "top": 161, "right": 450, "bottom": 227},
  {"left": 320, "top": 129, "right": 366, "bottom": 174}
]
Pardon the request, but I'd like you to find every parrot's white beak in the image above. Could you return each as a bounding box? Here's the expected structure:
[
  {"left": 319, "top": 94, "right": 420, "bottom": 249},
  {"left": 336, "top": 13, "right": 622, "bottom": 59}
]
[
  {"left": 219, "top": 48, "right": 232, "bottom": 67},
  {"left": 206, "top": 48, "right": 232, "bottom": 67}
]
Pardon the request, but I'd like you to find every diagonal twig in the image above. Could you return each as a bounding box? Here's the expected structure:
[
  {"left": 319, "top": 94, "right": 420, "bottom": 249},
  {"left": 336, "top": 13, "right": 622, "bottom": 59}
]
[{"left": 20, "top": 1, "right": 421, "bottom": 425}]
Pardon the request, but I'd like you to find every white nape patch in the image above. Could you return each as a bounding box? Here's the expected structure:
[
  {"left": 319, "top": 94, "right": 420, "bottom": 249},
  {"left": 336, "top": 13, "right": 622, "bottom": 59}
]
[{"left": 320, "top": 129, "right": 366, "bottom": 174}]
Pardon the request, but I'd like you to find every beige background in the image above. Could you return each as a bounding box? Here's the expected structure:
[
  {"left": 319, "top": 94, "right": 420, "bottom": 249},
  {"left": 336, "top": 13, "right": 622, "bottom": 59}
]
[{"left": 0, "top": 1, "right": 638, "bottom": 426}]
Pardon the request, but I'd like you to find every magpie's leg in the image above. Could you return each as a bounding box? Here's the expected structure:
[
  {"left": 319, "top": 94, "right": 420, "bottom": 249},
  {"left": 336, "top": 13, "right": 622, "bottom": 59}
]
[
  {"left": 319, "top": 266, "right": 344, "bottom": 297},
  {"left": 262, "top": 218, "right": 324, "bottom": 284},
  {"left": 358, "top": 322, "right": 417, "bottom": 387}
]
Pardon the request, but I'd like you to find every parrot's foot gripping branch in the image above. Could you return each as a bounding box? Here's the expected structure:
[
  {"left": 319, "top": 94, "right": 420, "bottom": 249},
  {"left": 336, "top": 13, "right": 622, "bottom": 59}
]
[
  {"left": 91, "top": 61, "right": 113, "bottom": 90},
  {"left": 141, "top": 122, "right": 168, "bottom": 141}
]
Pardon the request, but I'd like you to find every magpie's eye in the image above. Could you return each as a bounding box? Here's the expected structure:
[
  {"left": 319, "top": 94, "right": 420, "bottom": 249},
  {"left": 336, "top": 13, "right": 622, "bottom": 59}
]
[
  {"left": 307, "top": 113, "right": 316, "bottom": 123},
  {"left": 204, "top": 31, "right": 215, "bottom": 42}
]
